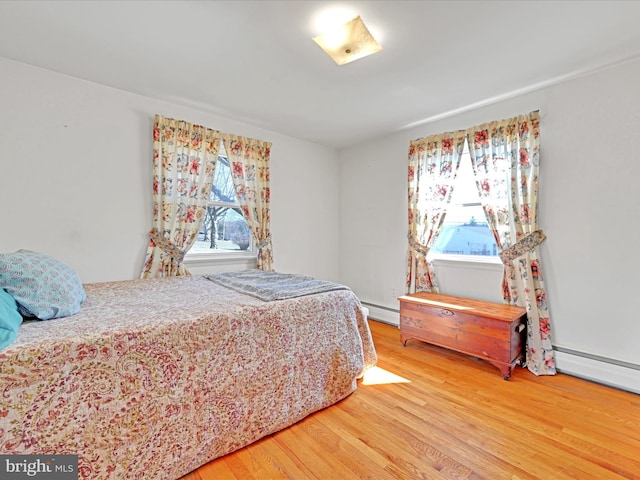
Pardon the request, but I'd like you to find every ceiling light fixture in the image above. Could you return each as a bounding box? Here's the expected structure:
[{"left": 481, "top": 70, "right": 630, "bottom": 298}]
[{"left": 312, "top": 16, "right": 382, "bottom": 66}]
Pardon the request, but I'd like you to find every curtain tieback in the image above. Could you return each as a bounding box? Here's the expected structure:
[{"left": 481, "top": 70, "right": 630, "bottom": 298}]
[
  {"left": 407, "top": 234, "right": 430, "bottom": 256},
  {"left": 149, "top": 229, "right": 186, "bottom": 264},
  {"left": 256, "top": 234, "right": 272, "bottom": 250},
  {"left": 499, "top": 229, "right": 546, "bottom": 264}
]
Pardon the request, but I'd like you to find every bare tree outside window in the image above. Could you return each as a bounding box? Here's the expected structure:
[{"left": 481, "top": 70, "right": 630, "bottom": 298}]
[{"left": 190, "top": 155, "right": 252, "bottom": 255}]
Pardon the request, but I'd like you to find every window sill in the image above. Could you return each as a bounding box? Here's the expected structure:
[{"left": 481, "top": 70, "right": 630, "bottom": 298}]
[
  {"left": 183, "top": 252, "right": 257, "bottom": 275},
  {"left": 429, "top": 254, "right": 503, "bottom": 272},
  {"left": 428, "top": 253, "right": 502, "bottom": 265},
  {"left": 184, "top": 251, "right": 257, "bottom": 265}
]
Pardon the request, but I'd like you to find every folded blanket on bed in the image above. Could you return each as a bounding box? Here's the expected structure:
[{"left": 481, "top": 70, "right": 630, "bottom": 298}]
[{"left": 204, "top": 270, "right": 350, "bottom": 301}]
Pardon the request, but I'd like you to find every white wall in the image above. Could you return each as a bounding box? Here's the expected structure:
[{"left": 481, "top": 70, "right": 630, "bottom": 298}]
[
  {"left": 2, "top": 54, "right": 639, "bottom": 392},
  {"left": 339, "top": 58, "right": 640, "bottom": 393},
  {"left": 0, "top": 57, "right": 340, "bottom": 284}
]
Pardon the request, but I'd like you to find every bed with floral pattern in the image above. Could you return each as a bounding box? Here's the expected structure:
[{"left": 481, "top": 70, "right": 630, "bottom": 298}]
[{"left": 0, "top": 273, "right": 376, "bottom": 480}]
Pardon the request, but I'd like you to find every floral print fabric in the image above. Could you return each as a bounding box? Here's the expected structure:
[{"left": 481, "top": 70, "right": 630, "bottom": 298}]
[
  {"left": 222, "top": 134, "right": 274, "bottom": 271},
  {"left": 499, "top": 229, "right": 547, "bottom": 263},
  {"left": 141, "top": 115, "right": 221, "bottom": 278},
  {"left": 406, "top": 131, "right": 466, "bottom": 292},
  {"left": 0, "top": 276, "right": 376, "bottom": 479},
  {"left": 467, "top": 111, "right": 555, "bottom": 375},
  {"left": 407, "top": 111, "right": 555, "bottom": 375}
]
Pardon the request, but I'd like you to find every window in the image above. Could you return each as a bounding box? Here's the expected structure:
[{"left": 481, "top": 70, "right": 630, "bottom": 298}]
[
  {"left": 187, "top": 150, "right": 253, "bottom": 256},
  {"left": 429, "top": 145, "right": 499, "bottom": 259}
]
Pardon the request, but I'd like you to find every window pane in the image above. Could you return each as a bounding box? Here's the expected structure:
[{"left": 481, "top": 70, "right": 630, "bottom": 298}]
[
  {"left": 452, "top": 154, "right": 480, "bottom": 204},
  {"left": 430, "top": 152, "right": 499, "bottom": 257},
  {"left": 210, "top": 156, "right": 237, "bottom": 203},
  {"left": 188, "top": 151, "right": 253, "bottom": 255},
  {"left": 191, "top": 206, "right": 251, "bottom": 253},
  {"left": 218, "top": 207, "right": 251, "bottom": 250},
  {"left": 431, "top": 205, "right": 498, "bottom": 256}
]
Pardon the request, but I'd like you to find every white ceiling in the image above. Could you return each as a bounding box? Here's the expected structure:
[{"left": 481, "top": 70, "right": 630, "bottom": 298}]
[{"left": 1, "top": 1, "right": 640, "bottom": 149}]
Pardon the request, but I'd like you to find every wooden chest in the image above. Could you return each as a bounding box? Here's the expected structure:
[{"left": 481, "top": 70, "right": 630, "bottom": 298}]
[{"left": 398, "top": 292, "right": 527, "bottom": 379}]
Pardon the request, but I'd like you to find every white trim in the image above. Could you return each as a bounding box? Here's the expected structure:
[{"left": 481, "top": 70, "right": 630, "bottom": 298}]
[
  {"left": 183, "top": 253, "right": 257, "bottom": 275},
  {"left": 184, "top": 251, "right": 256, "bottom": 264},
  {"left": 429, "top": 255, "right": 503, "bottom": 268},
  {"left": 554, "top": 350, "right": 640, "bottom": 395},
  {"left": 363, "top": 303, "right": 400, "bottom": 326}
]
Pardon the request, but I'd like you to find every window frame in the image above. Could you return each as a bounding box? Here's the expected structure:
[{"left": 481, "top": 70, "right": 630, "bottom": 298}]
[
  {"left": 184, "top": 151, "right": 256, "bottom": 262},
  {"left": 426, "top": 145, "right": 502, "bottom": 265}
]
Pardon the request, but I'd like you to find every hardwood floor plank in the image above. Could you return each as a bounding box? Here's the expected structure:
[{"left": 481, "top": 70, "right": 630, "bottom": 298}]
[
  {"left": 179, "top": 320, "right": 640, "bottom": 480},
  {"left": 247, "top": 434, "right": 316, "bottom": 479},
  {"left": 196, "top": 457, "right": 239, "bottom": 480},
  {"left": 333, "top": 397, "right": 453, "bottom": 479},
  {"left": 345, "top": 393, "right": 533, "bottom": 479}
]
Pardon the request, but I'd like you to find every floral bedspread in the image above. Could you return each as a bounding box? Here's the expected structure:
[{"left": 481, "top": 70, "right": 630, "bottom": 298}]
[{"left": 0, "top": 275, "right": 377, "bottom": 480}]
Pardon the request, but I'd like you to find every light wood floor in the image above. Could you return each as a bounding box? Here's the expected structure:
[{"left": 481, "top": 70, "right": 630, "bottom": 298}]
[{"left": 180, "top": 320, "right": 640, "bottom": 480}]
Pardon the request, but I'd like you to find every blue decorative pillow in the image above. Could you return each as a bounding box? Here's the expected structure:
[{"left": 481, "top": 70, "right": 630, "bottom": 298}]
[
  {"left": 0, "top": 288, "right": 23, "bottom": 349},
  {"left": 0, "top": 250, "right": 86, "bottom": 320}
]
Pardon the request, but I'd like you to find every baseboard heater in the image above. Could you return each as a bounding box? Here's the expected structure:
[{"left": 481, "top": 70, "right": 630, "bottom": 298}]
[
  {"left": 361, "top": 301, "right": 640, "bottom": 394},
  {"left": 361, "top": 301, "right": 399, "bottom": 326},
  {"left": 554, "top": 346, "right": 640, "bottom": 371},
  {"left": 554, "top": 346, "right": 640, "bottom": 394}
]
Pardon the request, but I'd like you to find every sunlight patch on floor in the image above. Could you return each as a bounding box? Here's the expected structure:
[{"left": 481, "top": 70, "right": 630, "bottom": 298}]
[{"left": 361, "top": 366, "right": 411, "bottom": 385}]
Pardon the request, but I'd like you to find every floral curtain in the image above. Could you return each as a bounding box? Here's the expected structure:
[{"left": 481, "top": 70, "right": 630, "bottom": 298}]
[
  {"left": 406, "top": 131, "right": 466, "bottom": 293},
  {"left": 141, "top": 115, "right": 221, "bottom": 278},
  {"left": 222, "top": 134, "right": 274, "bottom": 271},
  {"left": 466, "top": 110, "right": 555, "bottom": 375}
]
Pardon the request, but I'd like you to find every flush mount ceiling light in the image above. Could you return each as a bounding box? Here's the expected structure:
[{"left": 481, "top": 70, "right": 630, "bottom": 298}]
[{"left": 312, "top": 15, "right": 382, "bottom": 66}]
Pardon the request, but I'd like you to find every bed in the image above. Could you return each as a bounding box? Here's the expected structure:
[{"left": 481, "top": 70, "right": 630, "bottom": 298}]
[{"left": 0, "top": 271, "right": 377, "bottom": 480}]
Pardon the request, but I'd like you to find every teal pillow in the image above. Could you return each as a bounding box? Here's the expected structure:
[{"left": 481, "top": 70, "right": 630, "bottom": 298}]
[
  {"left": 0, "top": 288, "right": 23, "bottom": 349},
  {"left": 0, "top": 250, "right": 86, "bottom": 320}
]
